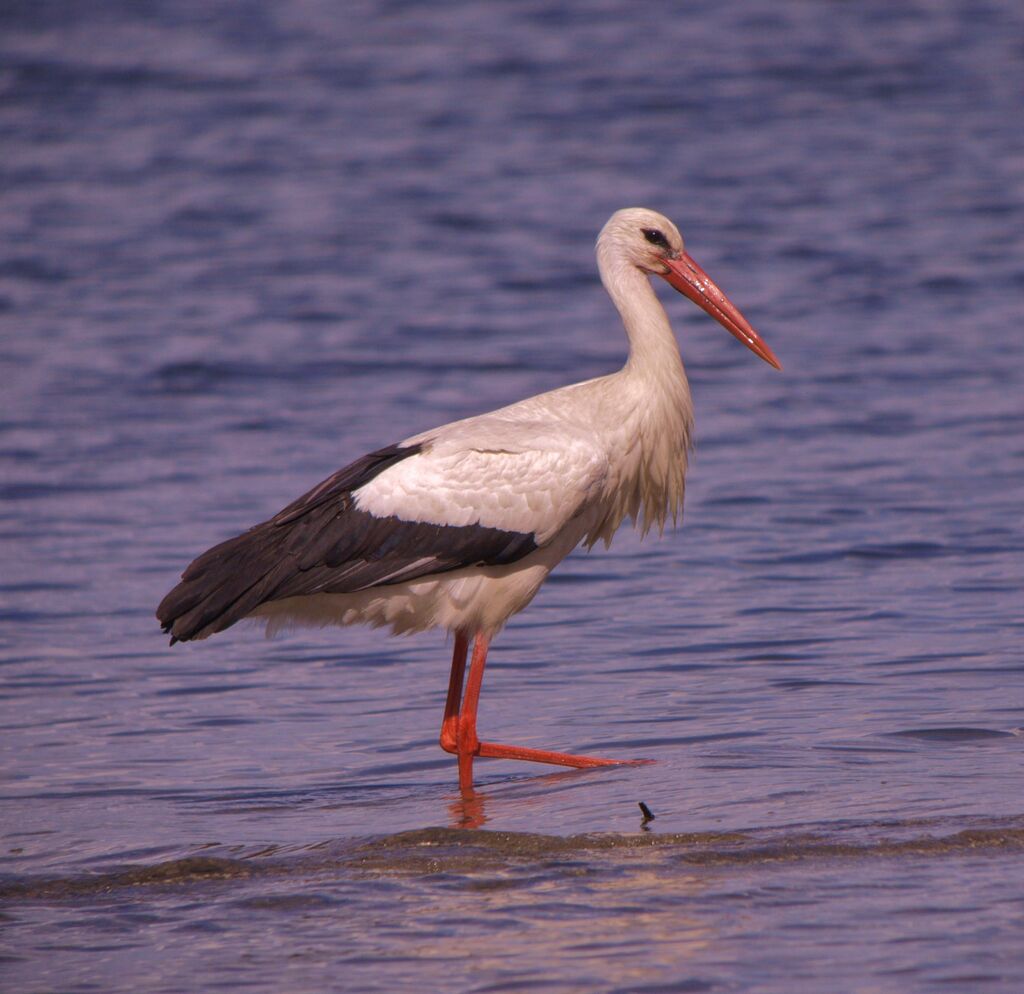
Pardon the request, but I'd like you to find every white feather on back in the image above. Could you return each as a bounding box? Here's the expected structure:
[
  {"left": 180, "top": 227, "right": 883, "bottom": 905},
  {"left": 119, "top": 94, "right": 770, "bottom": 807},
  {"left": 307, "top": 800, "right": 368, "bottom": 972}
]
[{"left": 353, "top": 414, "right": 609, "bottom": 544}]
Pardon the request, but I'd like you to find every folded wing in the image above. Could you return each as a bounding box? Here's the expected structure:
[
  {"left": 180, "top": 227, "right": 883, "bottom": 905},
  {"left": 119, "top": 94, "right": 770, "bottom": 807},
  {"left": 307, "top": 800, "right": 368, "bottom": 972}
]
[{"left": 157, "top": 426, "right": 608, "bottom": 643}]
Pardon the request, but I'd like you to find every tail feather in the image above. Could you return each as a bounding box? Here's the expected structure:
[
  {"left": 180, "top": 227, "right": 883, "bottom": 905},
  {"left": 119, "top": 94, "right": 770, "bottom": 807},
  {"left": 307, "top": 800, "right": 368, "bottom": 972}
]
[{"left": 157, "top": 523, "right": 281, "bottom": 641}]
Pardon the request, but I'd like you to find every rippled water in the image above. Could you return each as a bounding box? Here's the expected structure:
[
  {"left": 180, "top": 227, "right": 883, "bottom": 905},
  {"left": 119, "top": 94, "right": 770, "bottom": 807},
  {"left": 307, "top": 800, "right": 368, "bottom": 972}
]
[{"left": 2, "top": 1, "right": 1023, "bottom": 991}]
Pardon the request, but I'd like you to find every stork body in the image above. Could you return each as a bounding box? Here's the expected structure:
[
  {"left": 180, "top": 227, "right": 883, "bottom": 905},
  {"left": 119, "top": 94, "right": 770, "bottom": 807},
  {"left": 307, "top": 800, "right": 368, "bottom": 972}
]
[{"left": 157, "top": 208, "right": 780, "bottom": 793}]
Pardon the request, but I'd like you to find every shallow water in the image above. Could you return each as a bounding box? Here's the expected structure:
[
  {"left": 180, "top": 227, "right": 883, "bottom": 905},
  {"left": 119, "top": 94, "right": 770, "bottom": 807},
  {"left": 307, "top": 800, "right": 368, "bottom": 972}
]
[
  {"left": 6, "top": 819, "right": 1024, "bottom": 993},
  {"left": 2, "top": 1, "right": 1024, "bottom": 991}
]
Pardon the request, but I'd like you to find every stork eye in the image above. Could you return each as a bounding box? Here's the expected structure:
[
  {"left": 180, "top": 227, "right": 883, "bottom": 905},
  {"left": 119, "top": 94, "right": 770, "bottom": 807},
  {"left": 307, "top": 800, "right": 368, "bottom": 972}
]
[{"left": 642, "top": 228, "right": 670, "bottom": 249}]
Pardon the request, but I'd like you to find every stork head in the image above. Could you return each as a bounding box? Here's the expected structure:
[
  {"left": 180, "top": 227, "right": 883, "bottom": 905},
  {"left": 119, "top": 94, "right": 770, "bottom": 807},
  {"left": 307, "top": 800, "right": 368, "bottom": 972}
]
[
  {"left": 598, "top": 207, "right": 688, "bottom": 273},
  {"left": 598, "top": 207, "right": 781, "bottom": 370}
]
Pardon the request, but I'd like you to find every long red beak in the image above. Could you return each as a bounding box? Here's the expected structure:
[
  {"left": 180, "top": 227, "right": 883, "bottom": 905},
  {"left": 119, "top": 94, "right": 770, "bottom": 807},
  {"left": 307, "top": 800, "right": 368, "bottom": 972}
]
[{"left": 660, "top": 252, "right": 782, "bottom": 370}]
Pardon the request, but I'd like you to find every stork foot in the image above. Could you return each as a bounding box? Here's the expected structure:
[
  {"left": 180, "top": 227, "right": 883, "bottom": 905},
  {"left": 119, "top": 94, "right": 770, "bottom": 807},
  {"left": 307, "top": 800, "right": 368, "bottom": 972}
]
[
  {"left": 476, "top": 740, "right": 648, "bottom": 769},
  {"left": 442, "top": 737, "right": 648, "bottom": 794},
  {"left": 439, "top": 630, "right": 650, "bottom": 795}
]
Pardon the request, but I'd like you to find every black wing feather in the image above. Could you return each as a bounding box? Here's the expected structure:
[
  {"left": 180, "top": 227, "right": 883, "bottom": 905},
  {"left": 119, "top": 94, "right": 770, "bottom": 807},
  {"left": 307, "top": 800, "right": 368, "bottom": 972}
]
[{"left": 156, "top": 443, "right": 539, "bottom": 643}]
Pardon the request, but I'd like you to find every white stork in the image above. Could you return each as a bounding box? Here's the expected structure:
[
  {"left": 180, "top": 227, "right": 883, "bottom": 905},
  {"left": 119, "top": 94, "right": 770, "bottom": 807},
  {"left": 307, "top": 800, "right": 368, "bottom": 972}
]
[{"left": 157, "top": 207, "right": 780, "bottom": 794}]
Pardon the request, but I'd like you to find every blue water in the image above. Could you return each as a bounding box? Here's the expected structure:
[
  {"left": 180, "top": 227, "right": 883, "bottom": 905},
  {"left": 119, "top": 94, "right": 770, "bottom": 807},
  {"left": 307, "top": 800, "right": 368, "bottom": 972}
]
[{"left": 2, "top": 1, "right": 1024, "bottom": 991}]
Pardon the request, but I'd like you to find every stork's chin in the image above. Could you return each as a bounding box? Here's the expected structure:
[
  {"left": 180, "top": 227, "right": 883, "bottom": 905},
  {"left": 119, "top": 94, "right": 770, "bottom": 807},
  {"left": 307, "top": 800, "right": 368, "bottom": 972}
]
[{"left": 660, "top": 253, "right": 782, "bottom": 370}]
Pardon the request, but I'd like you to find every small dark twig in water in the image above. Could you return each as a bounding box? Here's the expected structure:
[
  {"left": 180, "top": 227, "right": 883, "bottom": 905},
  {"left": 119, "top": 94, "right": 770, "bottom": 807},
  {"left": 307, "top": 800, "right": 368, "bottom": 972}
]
[{"left": 638, "top": 801, "right": 655, "bottom": 824}]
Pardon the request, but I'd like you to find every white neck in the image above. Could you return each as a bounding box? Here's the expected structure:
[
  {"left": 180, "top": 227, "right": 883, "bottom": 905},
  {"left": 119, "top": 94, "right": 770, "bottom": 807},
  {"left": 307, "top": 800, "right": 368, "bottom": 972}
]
[
  {"left": 589, "top": 237, "right": 694, "bottom": 542},
  {"left": 597, "top": 246, "right": 687, "bottom": 379}
]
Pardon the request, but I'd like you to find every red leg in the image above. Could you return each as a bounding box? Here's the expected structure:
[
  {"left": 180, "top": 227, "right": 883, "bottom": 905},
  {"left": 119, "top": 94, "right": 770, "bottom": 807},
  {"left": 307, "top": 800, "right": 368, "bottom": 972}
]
[
  {"left": 453, "top": 631, "right": 489, "bottom": 793},
  {"left": 446, "top": 630, "right": 643, "bottom": 794},
  {"left": 439, "top": 631, "right": 469, "bottom": 756}
]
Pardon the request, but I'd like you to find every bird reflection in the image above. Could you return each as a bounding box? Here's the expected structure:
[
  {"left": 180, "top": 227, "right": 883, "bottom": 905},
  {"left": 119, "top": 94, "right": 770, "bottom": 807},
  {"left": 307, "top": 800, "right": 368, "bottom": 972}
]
[
  {"left": 447, "top": 766, "right": 626, "bottom": 830},
  {"left": 449, "top": 788, "right": 488, "bottom": 829}
]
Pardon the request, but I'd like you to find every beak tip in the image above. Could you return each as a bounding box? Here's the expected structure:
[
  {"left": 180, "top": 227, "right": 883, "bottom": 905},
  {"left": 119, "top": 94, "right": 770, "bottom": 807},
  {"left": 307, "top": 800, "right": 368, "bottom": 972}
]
[{"left": 665, "top": 252, "right": 781, "bottom": 375}]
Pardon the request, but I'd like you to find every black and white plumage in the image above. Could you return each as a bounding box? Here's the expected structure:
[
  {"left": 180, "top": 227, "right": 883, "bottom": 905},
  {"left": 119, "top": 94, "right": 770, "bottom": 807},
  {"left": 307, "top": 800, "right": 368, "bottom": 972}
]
[
  {"left": 157, "top": 207, "right": 780, "bottom": 791},
  {"left": 158, "top": 443, "right": 540, "bottom": 642}
]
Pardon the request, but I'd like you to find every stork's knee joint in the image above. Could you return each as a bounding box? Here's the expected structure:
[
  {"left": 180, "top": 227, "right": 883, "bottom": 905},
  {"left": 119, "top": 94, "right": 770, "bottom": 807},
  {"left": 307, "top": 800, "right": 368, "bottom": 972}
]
[{"left": 439, "top": 719, "right": 459, "bottom": 754}]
